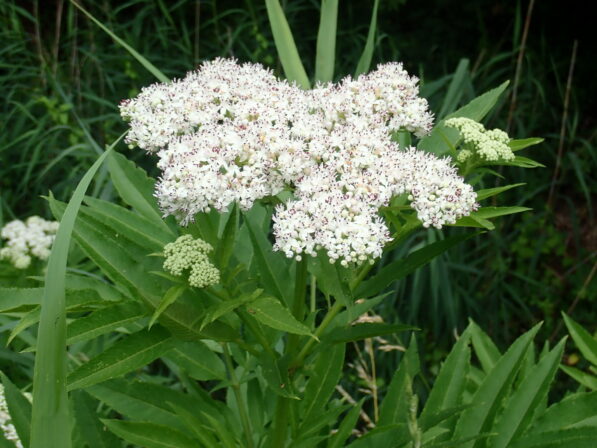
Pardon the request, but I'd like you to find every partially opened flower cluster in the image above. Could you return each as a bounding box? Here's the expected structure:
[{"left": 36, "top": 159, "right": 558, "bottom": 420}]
[
  {"left": 121, "top": 58, "right": 478, "bottom": 264},
  {"left": 0, "top": 216, "right": 59, "bottom": 269},
  {"left": 445, "top": 117, "right": 514, "bottom": 163}
]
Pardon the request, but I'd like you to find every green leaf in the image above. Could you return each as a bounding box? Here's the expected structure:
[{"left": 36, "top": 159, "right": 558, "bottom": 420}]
[
  {"left": 356, "top": 233, "right": 476, "bottom": 297},
  {"left": 530, "top": 391, "right": 597, "bottom": 433},
  {"left": 475, "top": 183, "right": 526, "bottom": 201},
  {"left": 469, "top": 321, "right": 501, "bottom": 373},
  {"left": 314, "top": 0, "right": 338, "bottom": 83},
  {"left": 259, "top": 353, "right": 298, "bottom": 399},
  {"left": 491, "top": 338, "right": 567, "bottom": 448},
  {"left": 88, "top": 379, "right": 221, "bottom": 432},
  {"left": 167, "top": 341, "right": 227, "bottom": 381},
  {"left": 453, "top": 323, "right": 541, "bottom": 448},
  {"left": 102, "top": 420, "right": 199, "bottom": 448},
  {"left": 246, "top": 296, "right": 313, "bottom": 337},
  {"left": 216, "top": 203, "right": 239, "bottom": 269},
  {"left": 347, "top": 424, "right": 409, "bottom": 447},
  {"left": 560, "top": 365, "right": 597, "bottom": 390},
  {"left": 510, "top": 427, "right": 597, "bottom": 448},
  {"left": 200, "top": 290, "right": 261, "bottom": 330},
  {"left": 419, "top": 330, "right": 472, "bottom": 428},
  {"left": 328, "top": 401, "right": 363, "bottom": 448},
  {"left": 472, "top": 206, "right": 531, "bottom": 220},
  {"left": 438, "top": 59, "right": 470, "bottom": 119},
  {"left": 301, "top": 344, "right": 345, "bottom": 425},
  {"left": 378, "top": 335, "right": 420, "bottom": 425},
  {"left": 167, "top": 403, "right": 220, "bottom": 447},
  {"left": 265, "top": 0, "right": 310, "bottom": 89},
  {"left": 71, "top": 390, "right": 119, "bottom": 448},
  {"left": 107, "top": 151, "right": 170, "bottom": 233},
  {"left": 31, "top": 138, "right": 120, "bottom": 448},
  {"left": 67, "top": 301, "right": 145, "bottom": 345},
  {"left": 83, "top": 196, "right": 173, "bottom": 250},
  {"left": 308, "top": 256, "right": 353, "bottom": 312},
  {"left": 325, "top": 322, "right": 416, "bottom": 344},
  {"left": 496, "top": 155, "right": 545, "bottom": 168},
  {"left": 1, "top": 372, "right": 31, "bottom": 447},
  {"left": 354, "top": 0, "right": 380, "bottom": 77},
  {"left": 67, "top": 326, "right": 175, "bottom": 391},
  {"left": 418, "top": 81, "right": 509, "bottom": 156},
  {"left": 244, "top": 211, "right": 293, "bottom": 306},
  {"left": 508, "top": 137, "right": 544, "bottom": 151},
  {"left": 71, "top": 1, "right": 169, "bottom": 83},
  {"left": 562, "top": 313, "right": 597, "bottom": 366},
  {"left": 149, "top": 286, "right": 186, "bottom": 329},
  {"left": 0, "top": 287, "right": 43, "bottom": 312}
]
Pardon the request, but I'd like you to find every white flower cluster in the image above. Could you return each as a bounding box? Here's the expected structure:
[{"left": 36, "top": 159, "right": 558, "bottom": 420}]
[
  {"left": 1, "top": 383, "right": 23, "bottom": 448},
  {"left": 122, "top": 58, "right": 477, "bottom": 264},
  {"left": 445, "top": 117, "right": 514, "bottom": 162},
  {"left": 163, "top": 235, "right": 220, "bottom": 288},
  {"left": 0, "top": 216, "right": 59, "bottom": 269}
]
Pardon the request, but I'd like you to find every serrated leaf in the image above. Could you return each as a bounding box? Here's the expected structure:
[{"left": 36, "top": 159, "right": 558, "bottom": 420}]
[
  {"left": 246, "top": 296, "right": 313, "bottom": 337},
  {"left": 167, "top": 341, "right": 227, "bottom": 381},
  {"left": 453, "top": 324, "right": 541, "bottom": 448},
  {"left": 107, "top": 151, "right": 170, "bottom": 232},
  {"left": 301, "top": 344, "right": 345, "bottom": 425},
  {"left": 72, "top": 390, "right": 119, "bottom": 448},
  {"left": 149, "top": 286, "right": 186, "bottom": 329},
  {"left": 102, "top": 420, "right": 199, "bottom": 448},
  {"left": 67, "top": 301, "right": 145, "bottom": 345},
  {"left": 378, "top": 335, "right": 420, "bottom": 425},
  {"left": 419, "top": 329, "right": 472, "bottom": 428},
  {"left": 67, "top": 326, "right": 175, "bottom": 391},
  {"left": 491, "top": 338, "right": 567, "bottom": 448},
  {"left": 562, "top": 313, "right": 597, "bottom": 366},
  {"left": 475, "top": 183, "right": 526, "bottom": 201},
  {"left": 508, "top": 138, "right": 544, "bottom": 151},
  {"left": 530, "top": 391, "right": 597, "bottom": 433}
]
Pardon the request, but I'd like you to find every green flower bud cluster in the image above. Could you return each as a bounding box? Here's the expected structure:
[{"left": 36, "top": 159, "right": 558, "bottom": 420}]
[
  {"left": 163, "top": 234, "right": 220, "bottom": 288},
  {"left": 445, "top": 117, "right": 514, "bottom": 163}
]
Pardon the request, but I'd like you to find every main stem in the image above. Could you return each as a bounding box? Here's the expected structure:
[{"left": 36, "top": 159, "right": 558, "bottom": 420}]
[
  {"left": 270, "top": 258, "right": 308, "bottom": 447},
  {"left": 222, "top": 343, "right": 254, "bottom": 448}
]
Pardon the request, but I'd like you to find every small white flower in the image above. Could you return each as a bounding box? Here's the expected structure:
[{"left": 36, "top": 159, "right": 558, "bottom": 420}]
[{"left": 0, "top": 216, "right": 58, "bottom": 269}]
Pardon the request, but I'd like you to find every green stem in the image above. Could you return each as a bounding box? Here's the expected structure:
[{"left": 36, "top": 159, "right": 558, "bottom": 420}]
[
  {"left": 310, "top": 274, "right": 316, "bottom": 313},
  {"left": 270, "top": 258, "right": 308, "bottom": 447},
  {"left": 237, "top": 309, "right": 276, "bottom": 357},
  {"left": 290, "top": 299, "right": 344, "bottom": 369},
  {"left": 222, "top": 343, "right": 255, "bottom": 448},
  {"left": 349, "top": 262, "right": 374, "bottom": 291}
]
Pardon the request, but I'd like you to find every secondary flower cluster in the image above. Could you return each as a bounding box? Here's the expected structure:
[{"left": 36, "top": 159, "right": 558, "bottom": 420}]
[
  {"left": 121, "top": 58, "right": 477, "bottom": 264},
  {"left": 445, "top": 117, "right": 514, "bottom": 163},
  {"left": 0, "top": 216, "right": 59, "bottom": 269},
  {"left": 163, "top": 235, "right": 220, "bottom": 288}
]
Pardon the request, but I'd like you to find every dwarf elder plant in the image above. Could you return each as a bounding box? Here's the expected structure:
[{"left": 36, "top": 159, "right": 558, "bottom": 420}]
[{"left": 3, "top": 1, "right": 597, "bottom": 448}]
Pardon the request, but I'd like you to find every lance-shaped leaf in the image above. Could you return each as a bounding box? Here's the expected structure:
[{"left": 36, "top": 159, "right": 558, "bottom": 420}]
[
  {"left": 200, "top": 289, "right": 262, "bottom": 330},
  {"left": 354, "top": 0, "right": 380, "bottom": 77},
  {"left": 72, "top": 390, "right": 120, "bottom": 448},
  {"left": 0, "top": 287, "right": 43, "bottom": 312},
  {"left": 356, "top": 232, "right": 476, "bottom": 297},
  {"left": 530, "top": 391, "right": 597, "bottom": 433},
  {"left": 31, "top": 140, "right": 118, "bottom": 448},
  {"left": 453, "top": 323, "right": 541, "bottom": 448},
  {"left": 265, "top": 0, "right": 310, "bottom": 89},
  {"left": 0, "top": 372, "right": 31, "bottom": 447},
  {"left": 509, "top": 137, "right": 544, "bottom": 152},
  {"left": 102, "top": 420, "right": 199, "bottom": 448},
  {"left": 314, "top": 0, "right": 338, "bottom": 83},
  {"left": 491, "top": 338, "right": 567, "bottom": 448},
  {"left": 562, "top": 313, "right": 597, "bottom": 366},
  {"left": 245, "top": 296, "right": 314, "bottom": 337},
  {"left": 167, "top": 341, "right": 227, "bottom": 381},
  {"left": 509, "top": 427, "right": 597, "bottom": 448},
  {"left": 328, "top": 400, "right": 364, "bottom": 448},
  {"left": 149, "top": 285, "right": 186, "bottom": 329},
  {"left": 67, "top": 326, "right": 175, "bottom": 391}
]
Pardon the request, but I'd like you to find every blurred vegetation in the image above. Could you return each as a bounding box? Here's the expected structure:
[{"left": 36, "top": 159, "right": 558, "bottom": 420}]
[{"left": 0, "top": 0, "right": 594, "bottom": 370}]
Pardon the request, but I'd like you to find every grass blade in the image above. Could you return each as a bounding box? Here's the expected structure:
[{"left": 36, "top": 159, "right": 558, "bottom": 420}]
[
  {"left": 314, "top": 0, "right": 339, "bottom": 83},
  {"left": 30, "top": 135, "right": 121, "bottom": 448},
  {"left": 354, "top": 0, "right": 380, "bottom": 77},
  {"left": 70, "top": 1, "right": 169, "bottom": 83},
  {"left": 265, "top": 0, "right": 310, "bottom": 89}
]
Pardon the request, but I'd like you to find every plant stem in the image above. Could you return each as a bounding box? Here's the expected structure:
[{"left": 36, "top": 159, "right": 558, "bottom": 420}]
[
  {"left": 290, "top": 299, "right": 344, "bottom": 369},
  {"left": 269, "top": 396, "right": 290, "bottom": 448},
  {"left": 310, "top": 274, "right": 316, "bottom": 313},
  {"left": 222, "top": 343, "right": 255, "bottom": 448}
]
